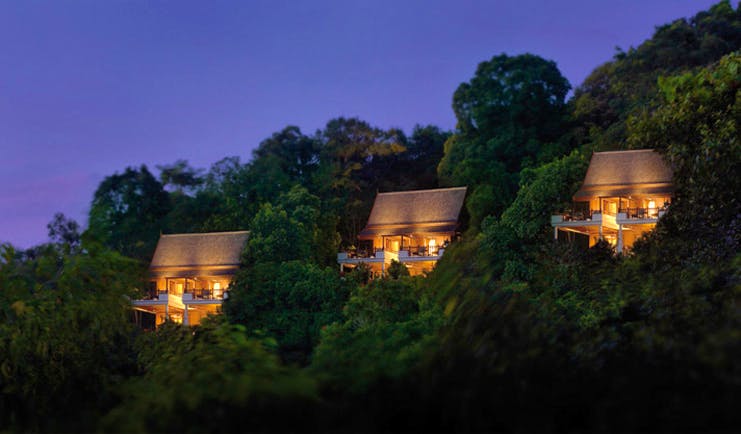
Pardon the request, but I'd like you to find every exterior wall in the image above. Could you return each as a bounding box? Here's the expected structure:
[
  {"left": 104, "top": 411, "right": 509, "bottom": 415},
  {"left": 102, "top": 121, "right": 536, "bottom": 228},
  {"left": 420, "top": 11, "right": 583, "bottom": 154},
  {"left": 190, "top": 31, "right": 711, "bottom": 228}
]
[
  {"left": 553, "top": 195, "right": 669, "bottom": 252},
  {"left": 377, "top": 234, "right": 451, "bottom": 254},
  {"left": 135, "top": 273, "right": 233, "bottom": 328},
  {"left": 339, "top": 232, "right": 454, "bottom": 278}
]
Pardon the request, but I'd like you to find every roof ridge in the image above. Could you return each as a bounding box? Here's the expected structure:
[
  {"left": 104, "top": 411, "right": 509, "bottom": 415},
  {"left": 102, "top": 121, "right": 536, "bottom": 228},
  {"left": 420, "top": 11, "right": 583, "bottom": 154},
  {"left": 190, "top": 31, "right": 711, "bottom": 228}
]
[
  {"left": 377, "top": 186, "right": 467, "bottom": 196},
  {"left": 160, "top": 230, "right": 249, "bottom": 238},
  {"left": 593, "top": 149, "right": 658, "bottom": 155}
]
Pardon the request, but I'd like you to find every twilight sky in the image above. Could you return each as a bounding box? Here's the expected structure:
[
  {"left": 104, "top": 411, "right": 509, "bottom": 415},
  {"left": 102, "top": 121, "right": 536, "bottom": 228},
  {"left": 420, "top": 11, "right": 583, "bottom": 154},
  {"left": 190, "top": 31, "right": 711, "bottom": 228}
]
[{"left": 0, "top": 0, "right": 725, "bottom": 248}]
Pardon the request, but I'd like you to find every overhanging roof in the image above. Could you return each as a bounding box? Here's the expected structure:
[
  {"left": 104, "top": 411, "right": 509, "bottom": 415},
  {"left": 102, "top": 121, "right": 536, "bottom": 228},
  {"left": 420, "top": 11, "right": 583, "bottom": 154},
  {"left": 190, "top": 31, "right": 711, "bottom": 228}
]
[
  {"left": 358, "top": 223, "right": 459, "bottom": 238},
  {"left": 358, "top": 187, "right": 467, "bottom": 238},
  {"left": 573, "top": 149, "right": 673, "bottom": 200},
  {"left": 149, "top": 231, "right": 249, "bottom": 277}
]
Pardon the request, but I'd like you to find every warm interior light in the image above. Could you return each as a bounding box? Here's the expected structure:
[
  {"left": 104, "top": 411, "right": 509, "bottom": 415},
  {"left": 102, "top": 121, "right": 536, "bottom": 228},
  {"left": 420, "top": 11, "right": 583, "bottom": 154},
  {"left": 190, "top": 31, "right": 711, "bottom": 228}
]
[
  {"left": 605, "top": 234, "right": 617, "bottom": 247},
  {"left": 648, "top": 200, "right": 656, "bottom": 209},
  {"left": 428, "top": 238, "right": 437, "bottom": 254},
  {"left": 213, "top": 282, "right": 221, "bottom": 290}
]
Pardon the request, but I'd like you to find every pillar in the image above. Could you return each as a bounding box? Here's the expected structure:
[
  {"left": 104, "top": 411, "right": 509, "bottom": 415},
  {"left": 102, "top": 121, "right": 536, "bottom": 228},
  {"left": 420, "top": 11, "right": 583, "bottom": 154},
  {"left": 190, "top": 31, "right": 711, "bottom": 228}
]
[
  {"left": 183, "top": 306, "right": 189, "bottom": 326},
  {"left": 617, "top": 225, "right": 623, "bottom": 254}
]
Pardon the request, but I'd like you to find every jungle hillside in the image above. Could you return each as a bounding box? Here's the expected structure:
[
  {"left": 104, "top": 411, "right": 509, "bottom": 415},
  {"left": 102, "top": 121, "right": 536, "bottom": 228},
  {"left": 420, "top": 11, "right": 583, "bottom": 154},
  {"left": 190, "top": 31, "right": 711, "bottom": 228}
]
[{"left": 1, "top": 2, "right": 740, "bottom": 432}]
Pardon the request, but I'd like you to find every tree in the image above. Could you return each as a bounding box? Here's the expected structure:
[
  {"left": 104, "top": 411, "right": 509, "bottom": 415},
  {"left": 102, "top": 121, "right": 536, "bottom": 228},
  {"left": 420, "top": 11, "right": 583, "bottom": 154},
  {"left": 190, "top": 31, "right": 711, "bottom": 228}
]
[
  {"left": 316, "top": 117, "right": 407, "bottom": 244},
  {"left": 156, "top": 159, "right": 204, "bottom": 193},
  {"left": 374, "top": 124, "right": 450, "bottom": 192},
  {"left": 277, "top": 185, "right": 340, "bottom": 265},
  {"left": 387, "top": 259, "right": 410, "bottom": 279},
  {"left": 103, "top": 319, "right": 319, "bottom": 433},
  {"left": 310, "top": 277, "right": 443, "bottom": 431},
  {"left": 572, "top": 0, "right": 741, "bottom": 150},
  {"left": 224, "top": 261, "right": 352, "bottom": 365},
  {"left": 253, "top": 126, "right": 320, "bottom": 187},
  {"left": 87, "top": 165, "right": 171, "bottom": 261},
  {"left": 47, "top": 212, "right": 81, "bottom": 252},
  {"left": 199, "top": 156, "right": 257, "bottom": 232},
  {"left": 627, "top": 51, "right": 740, "bottom": 262},
  {"left": 0, "top": 242, "right": 141, "bottom": 433},
  {"left": 311, "top": 277, "right": 442, "bottom": 393},
  {"left": 241, "top": 185, "right": 332, "bottom": 267},
  {"left": 243, "top": 203, "right": 309, "bottom": 266},
  {"left": 438, "top": 53, "right": 572, "bottom": 226}
]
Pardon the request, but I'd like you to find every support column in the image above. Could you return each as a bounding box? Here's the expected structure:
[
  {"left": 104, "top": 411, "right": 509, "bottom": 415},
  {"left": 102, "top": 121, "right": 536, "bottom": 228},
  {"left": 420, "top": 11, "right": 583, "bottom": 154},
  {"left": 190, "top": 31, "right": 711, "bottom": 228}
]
[
  {"left": 554, "top": 227, "right": 558, "bottom": 240},
  {"left": 183, "top": 306, "right": 189, "bottom": 326},
  {"left": 617, "top": 225, "right": 624, "bottom": 254}
]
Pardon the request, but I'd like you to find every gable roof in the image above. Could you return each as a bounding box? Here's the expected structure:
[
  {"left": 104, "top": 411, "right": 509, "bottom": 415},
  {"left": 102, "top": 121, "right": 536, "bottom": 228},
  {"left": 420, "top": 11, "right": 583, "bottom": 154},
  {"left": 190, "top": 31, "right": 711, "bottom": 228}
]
[
  {"left": 573, "top": 149, "right": 673, "bottom": 200},
  {"left": 358, "top": 187, "right": 467, "bottom": 238},
  {"left": 149, "top": 231, "right": 249, "bottom": 277}
]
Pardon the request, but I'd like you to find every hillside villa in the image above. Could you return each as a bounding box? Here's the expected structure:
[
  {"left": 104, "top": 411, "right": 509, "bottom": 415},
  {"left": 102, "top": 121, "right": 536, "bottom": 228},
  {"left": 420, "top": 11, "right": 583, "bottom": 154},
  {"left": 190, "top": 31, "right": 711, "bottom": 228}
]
[
  {"left": 131, "top": 230, "right": 249, "bottom": 328},
  {"left": 337, "top": 186, "right": 467, "bottom": 276},
  {"left": 551, "top": 149, "right": 673, "bottom": 253}
]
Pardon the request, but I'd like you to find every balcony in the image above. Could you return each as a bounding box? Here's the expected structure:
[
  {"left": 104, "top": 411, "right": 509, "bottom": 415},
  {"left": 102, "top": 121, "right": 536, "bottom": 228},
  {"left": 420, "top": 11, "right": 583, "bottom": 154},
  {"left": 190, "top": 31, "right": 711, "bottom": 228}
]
[
  {"left": 616, "top": 207, "right": 666, "bottom": 224},
  {"left": 338, "top": 248, "right": 385, "bottom": 263},
  {"left": 132, "top": 290, "right": 168, "bottom": 307},
  {"left": 551, "top": 210, "right": 602, "bottom": 225},
  {"left": 181, "top": 288, "right": 227, "bottom": 301},
  {"left": 397, "top": 245, "right": 445, "bottom": 260},
  {"left": 137, "top": 289, "right": 168, "bottom": 301}
]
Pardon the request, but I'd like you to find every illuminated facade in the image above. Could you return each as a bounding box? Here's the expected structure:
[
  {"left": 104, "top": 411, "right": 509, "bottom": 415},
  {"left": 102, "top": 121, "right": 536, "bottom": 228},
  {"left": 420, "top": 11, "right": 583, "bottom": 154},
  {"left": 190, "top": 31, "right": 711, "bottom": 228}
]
[
  {"left": 338, "top": 186, "right": 467, "bottom": 276},
  {"left": 551, "top": 149, "right": 673, "bottom": 253},
  {"left": 132, "top": 231, "right": 249, "bottom": 328}
]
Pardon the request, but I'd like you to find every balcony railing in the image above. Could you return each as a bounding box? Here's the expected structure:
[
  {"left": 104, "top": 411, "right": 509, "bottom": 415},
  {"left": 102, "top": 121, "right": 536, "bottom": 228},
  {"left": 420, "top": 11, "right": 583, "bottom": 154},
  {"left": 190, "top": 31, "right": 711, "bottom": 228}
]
[
  {"left": 183, "top": 288, "right": 226, "bottom": 300},
  {"left": 398, "top": 245, "right": 444, "bottom": 257},
  {"left": 341, "top": 247, "right": 384, "bottom": 259},
  {"left": 141, "top": 289, "right": 168, "bottom": 300},
  {"left": 618, "top": 207, "right": 665, "bottom": 220},
  {"left": 554, "top": 210, "right": 602, "bottom": 222}
]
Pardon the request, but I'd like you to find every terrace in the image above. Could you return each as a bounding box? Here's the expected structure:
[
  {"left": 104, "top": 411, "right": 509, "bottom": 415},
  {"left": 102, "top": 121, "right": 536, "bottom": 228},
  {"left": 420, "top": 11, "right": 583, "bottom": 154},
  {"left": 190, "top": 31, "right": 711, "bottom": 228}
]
[
  {"left": 132, "top": 230, "right": 248, "bottom": 327},
  {"left": 550, "top": 149, "right": 673, "bottom": 252},
  {"left": 338, "top": 187, "right": 466, "bottom": 276}
]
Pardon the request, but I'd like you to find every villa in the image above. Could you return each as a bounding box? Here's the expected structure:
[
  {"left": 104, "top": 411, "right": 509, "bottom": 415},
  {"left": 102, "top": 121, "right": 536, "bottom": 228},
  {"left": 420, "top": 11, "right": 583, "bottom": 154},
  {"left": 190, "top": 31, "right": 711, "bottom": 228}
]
[
  {"left": 551, "top": 149, "right": 673, "bottom": 253},
  {"left": 131, "top": 230, "right": 249, "bottom": 328},
  {"left": 337, "top": 186, "right": 467, "bottom": 276}
]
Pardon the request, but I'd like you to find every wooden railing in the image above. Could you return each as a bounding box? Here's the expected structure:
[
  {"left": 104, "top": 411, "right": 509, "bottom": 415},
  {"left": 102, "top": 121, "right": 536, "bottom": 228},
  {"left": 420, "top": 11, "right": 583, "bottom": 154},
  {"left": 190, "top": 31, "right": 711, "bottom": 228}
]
[
  {"left": 142, "top": 289, "right": 167, "bottom": 300},
  {"left": 344, "top": 247, "right": 384, "bottom": 259},
  {"left": 618, "top": 207, "right": 662, "bottom": 219},
  {"left": 557, "top": 210, "right": 601, "bottom": 221},
  {"left": 184, "top": 288, "right": 226, "bottom": 300},
  {"left": 402, "top": 246, "right": 437, "bottom": 257}
]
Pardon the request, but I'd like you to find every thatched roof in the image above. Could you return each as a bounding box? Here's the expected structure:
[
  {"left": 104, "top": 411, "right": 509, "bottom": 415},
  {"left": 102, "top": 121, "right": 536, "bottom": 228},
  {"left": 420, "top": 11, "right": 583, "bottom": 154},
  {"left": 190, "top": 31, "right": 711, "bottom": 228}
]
[
  {"left": 149, "top": 231, "right": 249, "bottom": 277},
  {"left": 573, "top": 150, "right": 673, "bottom": 200},
  {"left": 358, "top": 187, "right": 467, "bottom": 238}
]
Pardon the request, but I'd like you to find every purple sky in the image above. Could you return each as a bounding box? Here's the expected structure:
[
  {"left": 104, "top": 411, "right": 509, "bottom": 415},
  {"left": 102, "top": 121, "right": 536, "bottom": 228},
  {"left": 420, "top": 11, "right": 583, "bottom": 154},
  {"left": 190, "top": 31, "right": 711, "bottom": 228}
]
[{"left": 0, "top": 0, "right": 725, "bottom": 248}]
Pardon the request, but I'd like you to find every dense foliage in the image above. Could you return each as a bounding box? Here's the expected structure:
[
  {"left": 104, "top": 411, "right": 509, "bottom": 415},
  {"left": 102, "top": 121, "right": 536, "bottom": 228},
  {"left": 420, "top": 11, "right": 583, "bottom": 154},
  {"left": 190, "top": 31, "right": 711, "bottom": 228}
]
[{"left": 1, "top": 2, "right": 738, "bottom": 432}]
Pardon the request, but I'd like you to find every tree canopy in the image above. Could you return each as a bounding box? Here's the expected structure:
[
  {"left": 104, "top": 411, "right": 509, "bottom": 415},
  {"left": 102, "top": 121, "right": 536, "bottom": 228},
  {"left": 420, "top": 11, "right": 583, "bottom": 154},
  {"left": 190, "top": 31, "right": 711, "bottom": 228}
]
[
  {"left": 438, "top": 53, "right": 572, "bottom": 226},
  {"left": 2, "top": 3, "right": 739, "bottom": 432}
]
